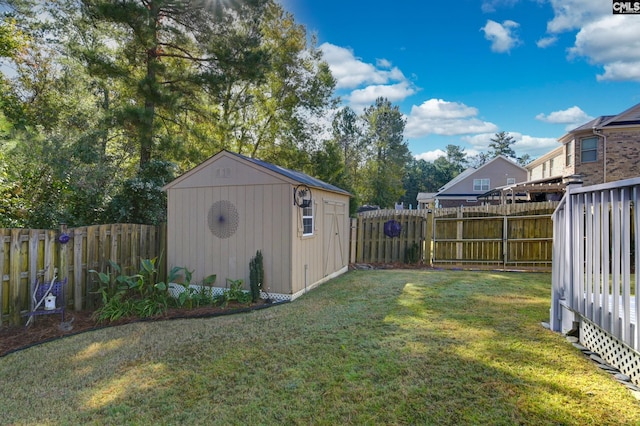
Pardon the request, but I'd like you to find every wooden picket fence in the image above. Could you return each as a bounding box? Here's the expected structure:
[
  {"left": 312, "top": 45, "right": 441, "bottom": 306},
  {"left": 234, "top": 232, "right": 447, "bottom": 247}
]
[
  {"left": 0, "top": 223, "right": 165, "bottom": 326},
  {"left": 352, "top": 201, "right": 559, "bottom": 269}
]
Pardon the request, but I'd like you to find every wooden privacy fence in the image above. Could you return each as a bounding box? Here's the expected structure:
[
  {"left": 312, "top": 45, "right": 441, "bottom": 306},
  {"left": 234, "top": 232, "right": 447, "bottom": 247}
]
[
  {"left": 1, "top": 223, "right": 165, "bottom": 326},
  {"left": 353, "top": 210, "right": 432, "bottom": 264},
  {"left": 352, "top": 201, "right": 559, "bottom": 269}
]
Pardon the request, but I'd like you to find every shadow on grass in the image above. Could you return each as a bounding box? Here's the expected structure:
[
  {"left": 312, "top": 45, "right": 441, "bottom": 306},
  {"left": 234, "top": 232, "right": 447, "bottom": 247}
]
[{"left": 1, "top": 270, "right": 638, "bottom": 425}]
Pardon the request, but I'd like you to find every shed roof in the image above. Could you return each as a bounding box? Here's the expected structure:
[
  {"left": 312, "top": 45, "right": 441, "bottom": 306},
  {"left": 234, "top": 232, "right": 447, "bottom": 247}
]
[{"left": 163, "top": 150, "right": 351, "bottom": 196}]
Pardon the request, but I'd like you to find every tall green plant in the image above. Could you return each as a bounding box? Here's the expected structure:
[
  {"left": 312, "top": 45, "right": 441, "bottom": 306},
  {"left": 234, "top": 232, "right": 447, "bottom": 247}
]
[
  {"left": 90, "top": 257, "right": 169, "bottom": 322},
  {"left": 249, "top": 250, "right": 264, "bottom": 302},
  {"left": 169, "top": 266, "right": 217, "bottom": 309}
]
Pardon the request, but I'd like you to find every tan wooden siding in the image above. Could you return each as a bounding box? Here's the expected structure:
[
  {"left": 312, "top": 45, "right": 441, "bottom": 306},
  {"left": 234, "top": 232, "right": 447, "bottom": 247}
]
[
  {"left": 167, "top": 154, "right": 287, "bottom": 189},
  {"left": 290, "top": 192, "right": 349, "bottom": 296},
  {"left": 167, "top": 183, "right": 292, "bottom": 295}
]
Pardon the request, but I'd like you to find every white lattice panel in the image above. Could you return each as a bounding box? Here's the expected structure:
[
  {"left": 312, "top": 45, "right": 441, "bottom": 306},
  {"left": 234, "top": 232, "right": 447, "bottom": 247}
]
[
  {"left": 168, "top": 284, "right": 291, "bottom": 302},
  {"left": 580, "top": 318, "right": 640, "bottom": 385}
]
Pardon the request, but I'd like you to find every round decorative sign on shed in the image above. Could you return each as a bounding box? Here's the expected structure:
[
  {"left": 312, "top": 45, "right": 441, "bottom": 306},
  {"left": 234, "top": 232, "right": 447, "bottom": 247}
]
[{"left": 208, "top": 200, "right": 239, "bottom": 239}]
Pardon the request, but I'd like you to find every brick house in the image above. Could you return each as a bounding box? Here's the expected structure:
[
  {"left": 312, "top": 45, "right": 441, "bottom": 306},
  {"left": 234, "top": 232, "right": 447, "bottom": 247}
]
[{"left": 527, "top": 102, "right": 640, "bottom": 186}]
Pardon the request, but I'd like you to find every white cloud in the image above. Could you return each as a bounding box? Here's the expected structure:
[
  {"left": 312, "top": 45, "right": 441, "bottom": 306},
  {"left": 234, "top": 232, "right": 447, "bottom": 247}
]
[
  {"left": 481, "top": 0, "right": 519, "bottom": 13},
  {"left": 568, "top": 15, "right": 640, "bottom": 81},
  {"left": 319, "top": 42, "right": 407, "bottom": 89},
  {"left": 543, "top": 1, "right": 640, "bottom": 81},
  {"left": 405, "top": 99, "right": 498, "bottom": 138},
  {"left": 415, "top": 149, "right": 446, "bottom": 162},
  {"left": 348, "top": 82, "right": 416, "bottom": 111},
  {"left": 536, "top": 36, "right": 557, "bottom": 48},
  {"left": 535, "top": 105, "right": 593, "bottom": 130},
  {"left": 462, "top": 132, "right": 559, "bottom": 158},
  {"left": 512, "top": 134, "right": 560, "bottom": 154},
  {"left": 376, "top": 58, "right": 392, "bottom": 68},
  {"left": 481, "top": 19, "right": 521, "bottom": 53},
  {"left": 546, "top": 0, "right": 607, "bottom": 33}
]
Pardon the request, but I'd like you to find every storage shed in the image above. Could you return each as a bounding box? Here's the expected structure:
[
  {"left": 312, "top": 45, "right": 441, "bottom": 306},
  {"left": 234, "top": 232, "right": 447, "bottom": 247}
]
[{"left": 162, "top": 150, "right": 351, "bottom": 301}]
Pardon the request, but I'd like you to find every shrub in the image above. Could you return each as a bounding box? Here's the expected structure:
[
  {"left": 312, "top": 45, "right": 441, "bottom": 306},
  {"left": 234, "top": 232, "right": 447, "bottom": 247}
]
[
  {"left": 249, "top": 250, "right": 264, "bottom": 303},
  {"left": 169, "top": 266, "right": 217, "bottom": 308},
  {"left": 91, "top": 258, "right": 170, "bottom": 322}
]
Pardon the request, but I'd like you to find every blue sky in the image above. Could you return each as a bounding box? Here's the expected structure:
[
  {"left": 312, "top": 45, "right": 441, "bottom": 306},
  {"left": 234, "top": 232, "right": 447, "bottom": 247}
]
[{"left": 279, "top": 0, "right": 640, "bottom": 162}]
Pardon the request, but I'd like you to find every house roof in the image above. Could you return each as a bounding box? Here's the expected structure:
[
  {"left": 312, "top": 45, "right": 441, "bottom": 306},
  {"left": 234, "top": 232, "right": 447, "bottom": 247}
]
[
  {"left": 438, "top": 167, "right": 476, "bottom": 192},
  {"left": 559, "top": 102, "right": 640, "bottom": 143},
  {"left": 416, "top": 192, "right": 437, "bottom": 201},
  {"left": 437, "top": 155, "right": 527, "bottom": 194},
  {"left": 163, "top": 150, "right": 351, "bottom": 196}
]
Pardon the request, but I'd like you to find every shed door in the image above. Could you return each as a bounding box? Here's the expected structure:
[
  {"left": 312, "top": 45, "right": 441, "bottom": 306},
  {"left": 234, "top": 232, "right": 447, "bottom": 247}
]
[{"left": 323, "top": 200, "right": 346, "bottom": 276}]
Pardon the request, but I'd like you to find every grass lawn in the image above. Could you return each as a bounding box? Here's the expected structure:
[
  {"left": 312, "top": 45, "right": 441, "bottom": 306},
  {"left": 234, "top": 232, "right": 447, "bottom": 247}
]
[{"left": 1, "top": 270, "right": 639, "bottom": 425}]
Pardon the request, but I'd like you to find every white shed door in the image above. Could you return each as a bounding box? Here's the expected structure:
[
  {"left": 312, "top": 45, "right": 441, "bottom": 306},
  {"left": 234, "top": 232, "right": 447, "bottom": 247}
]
[{"left": 323, "top": 200, "right": 346, "bottom": 276}]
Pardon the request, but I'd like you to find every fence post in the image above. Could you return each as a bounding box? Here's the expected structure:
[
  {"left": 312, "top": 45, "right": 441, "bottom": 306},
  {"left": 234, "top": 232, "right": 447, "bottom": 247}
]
[
  {"left": 456, "top": 207, "right": 463, "bottom": 261},
  {"left": 9, "top": 229, "right": 21, "bottom": 325},
  {"left": 350, "top": 218, "right": 357, "bottom": 264},
  {"left": 73, "top": 227, "right": 84, "bottom": 311},
  {"left": 424, "top": 210, "right": 433, "bottom": 266},
  {"left": 502, "top": 216, "right": 508, "bottom": 268},
  {"left": 58, "top": 223, "right": 68, "bottom": 283}
]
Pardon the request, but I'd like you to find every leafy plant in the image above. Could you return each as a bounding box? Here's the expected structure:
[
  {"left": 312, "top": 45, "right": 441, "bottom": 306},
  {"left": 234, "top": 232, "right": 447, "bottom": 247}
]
[
  {"left": 218, "top": 278, "right": 251, "bottom": 306},
  {"left": 404, "top": 242, "right": 421, "bottom": 264},
  {"left": 169, "top": 266, "right": 217, "bottom": 308},
  {"left": 90, "top": 257, "right": 170, "bottom": 322},
  {"left": 249, "top": 250, "right": 264, "bottom": 303}
]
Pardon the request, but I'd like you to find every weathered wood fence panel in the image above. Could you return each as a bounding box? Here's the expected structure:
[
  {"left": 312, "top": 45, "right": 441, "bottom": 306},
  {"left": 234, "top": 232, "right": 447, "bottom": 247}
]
[
  {"left": 352, "top": 201, "right": 558, "bottom": 268},
  {"left": 432, "top": 214, "right": 554, "bottom": 268},
  {"left": 354, "top": 210, "right": 432, "bottom": 264},
  {"left": 1, "top": 223, "right": 166, "bottom": 326}
]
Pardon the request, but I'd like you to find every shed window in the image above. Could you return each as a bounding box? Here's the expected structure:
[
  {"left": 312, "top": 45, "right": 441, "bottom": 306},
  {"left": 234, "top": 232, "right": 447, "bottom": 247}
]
[
  {"left": 302, "top": 204, "right": 313, "bottom": 236},
  {"left": 581, "top": 137, "right": 598, "bottom": 163},
  {"left": 473, "top": 178, "right": 490, "bottom": 191}
]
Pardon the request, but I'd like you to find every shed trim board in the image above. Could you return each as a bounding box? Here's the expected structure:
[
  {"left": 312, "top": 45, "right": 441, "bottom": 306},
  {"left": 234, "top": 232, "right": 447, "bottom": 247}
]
[{"left": 164, "top": 150, "right": 351, "bottom": 300}]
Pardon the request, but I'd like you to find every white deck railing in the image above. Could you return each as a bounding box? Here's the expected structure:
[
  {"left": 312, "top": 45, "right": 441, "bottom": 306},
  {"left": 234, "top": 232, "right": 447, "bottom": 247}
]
[{"left": 551, "top": 177, "right": 640, "bottom": 350}]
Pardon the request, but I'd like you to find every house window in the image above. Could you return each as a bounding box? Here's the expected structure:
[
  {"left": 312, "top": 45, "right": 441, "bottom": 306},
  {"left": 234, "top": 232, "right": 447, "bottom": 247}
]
[
  {"left": 302, "top": 204, "right": 313, "bottom": 236},
  {"left": 566, "top": 141, "right": 573, "bottom": 166},
  {"left": 473, "top": 178, "right": 490, "bottom": 191},
  {"left": 581, "top": 137, "right": 598, "bottom": 163},
  {"left": 507, "top": 178, "right": 516, "bottom": 185}
]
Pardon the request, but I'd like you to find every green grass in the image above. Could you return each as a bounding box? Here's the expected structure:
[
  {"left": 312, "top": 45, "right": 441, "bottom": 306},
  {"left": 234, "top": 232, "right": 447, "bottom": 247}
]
[{"left": 1, "top": 270, "right": 639, "bottom": 425}]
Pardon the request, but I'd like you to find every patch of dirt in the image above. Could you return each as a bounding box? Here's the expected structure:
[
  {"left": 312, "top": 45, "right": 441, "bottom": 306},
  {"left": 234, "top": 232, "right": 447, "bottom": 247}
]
[{"left": 0, "top": 300, "right": 275, "bottom": 358}]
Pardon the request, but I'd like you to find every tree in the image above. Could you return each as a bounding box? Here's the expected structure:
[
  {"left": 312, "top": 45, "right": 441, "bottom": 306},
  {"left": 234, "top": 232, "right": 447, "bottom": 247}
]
[
  {"left": 0, "top": 17, "right": 26, "bottom": 58},
  {"left": 468, "top": 151, "right": 491, "bottom": 168},
  {"left": 360, "top": 97, "right": 411, "bottom": 208},
  {"left": 0, "top": 0, "right": 338, "bottom": 226},
  {"left": 330, "top": 106, "right": 365, "bottom": 202},
  {"left": 517, "top": 153, "right": 531, "bottom": 166},
  {"left": 214, "top": 2, "right": 337, "bottom": 167},
  {"left": 489, "top": 131, "right": 516, "bottom": 159},
  {"left": 401, "top": 159, "right": 436, "bottom": 208},
  {"left": 77, "top": 0, "right": 270, "bottom": 168},
  {"left": 444, "top": 144, "right": 468, "bottom": 175}
]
